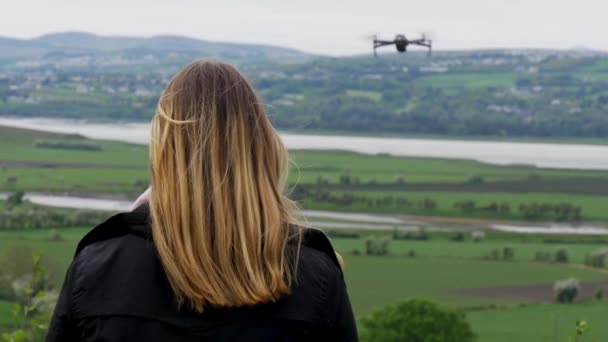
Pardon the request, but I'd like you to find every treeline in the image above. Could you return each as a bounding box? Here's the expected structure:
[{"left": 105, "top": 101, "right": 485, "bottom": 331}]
[
  {"left": 34, "top": 139, "right": 103, "bottom": 151},
  {"left": 0, "top": 206, "right": 110, "bottom": 230},
  {"left": 293, "top": 188, "right": 583, "bottom": 222}
]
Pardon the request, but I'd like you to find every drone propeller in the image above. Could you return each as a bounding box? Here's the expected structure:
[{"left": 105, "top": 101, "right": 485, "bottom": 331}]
[
  {"left": 362, "top": 33, "right": 379, "bottom": 41},
  {"left": 418, "top": 30, "right": 438, "bottom": 43}
]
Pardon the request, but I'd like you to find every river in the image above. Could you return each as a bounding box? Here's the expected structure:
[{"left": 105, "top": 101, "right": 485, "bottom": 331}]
[
  {"left": 2, "top": 192, "right": 606, "bottom": 235},
  {"left": 1, "top": 117, "right": 607, "bottom": 170}
]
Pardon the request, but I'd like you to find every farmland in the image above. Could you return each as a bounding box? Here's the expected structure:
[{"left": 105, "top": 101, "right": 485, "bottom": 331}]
[
  {"left": 2, "top": 126, "right": 607, "bottom": 224},
  {"left": 1, "top": 226, "right": 607, "bottom": 340},
  {"left": 0, "top": 126, "right": 607, "bottom": 340}
]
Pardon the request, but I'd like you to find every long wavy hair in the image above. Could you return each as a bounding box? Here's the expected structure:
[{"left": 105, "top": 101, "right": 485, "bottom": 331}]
[{"left": 149, "top": 60, "right": 299, "bottom": 312}]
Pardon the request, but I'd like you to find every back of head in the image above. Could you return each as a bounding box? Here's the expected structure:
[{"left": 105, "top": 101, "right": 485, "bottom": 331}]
[{"left": 149, "top": 60, "right": 298, "bottom": 312}]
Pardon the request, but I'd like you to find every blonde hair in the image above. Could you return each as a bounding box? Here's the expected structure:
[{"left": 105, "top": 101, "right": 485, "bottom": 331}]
[{"left": 149, "top": 60, "right": 299, "bottom": 312}]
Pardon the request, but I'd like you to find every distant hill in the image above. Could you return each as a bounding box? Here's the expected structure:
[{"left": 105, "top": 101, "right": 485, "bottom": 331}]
[{"left": 0, "top": 31, "right": 310, "bottom": 60}]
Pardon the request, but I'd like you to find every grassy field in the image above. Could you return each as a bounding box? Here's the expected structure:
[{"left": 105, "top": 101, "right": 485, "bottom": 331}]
[
  {"left": 331, "top": 238, "right": 607, "bottom": 264},
  {"left": 467, "top": 302, "right": 608, "bottom": 342},
  {"left": 1, "top": 125, "right": 608, "bottom": 340},
  {"left": 306, "top": 190, "right": 608, "bottom": 221},
  {"left": 2, "top": 126, "right": 607, "bottom": 224},
  {"left": 0, "top": 300, "right": 11, "bottom": 326},
  {"left": 1, "top": 225, "right": 607, "bottom": 340},
  {"left": 1, "top": 227, "right": 607, "bottom": 313}
]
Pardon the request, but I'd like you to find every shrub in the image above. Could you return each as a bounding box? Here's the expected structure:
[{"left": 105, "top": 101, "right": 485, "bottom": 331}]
[
  {"left": 407, "top": 249, "right": 416, "bottom": 258},
  {"left": 7, "top": 190, "right": 25, "bottom": 207},
  {"left": 394, "top": 175, "right": 405, "bottom": 185},
  {"left": 365, "top": 236, "right": 391, "bottom": 256},
  {"left": 393, "top": 227, "right": 429, "bottom": 241},
  {"left": 534, "top": 251, "right": 552, "bottom": 262},
  {"left": 595, "top": 288, "right": 604, "bottom": 301},
  {"left": 48, "top": 229, "right": 64, "bottom": 242},
  {"left": 360, "top": 299, "right": 476, "bottom": 342},
  {"left": 554, "top": 247, "right": 569, "bottom": 263},
  {"left": 351, "top": 249, "right": 361, "bottom": 256},
  {"left": 450, "top": 232, "right": 466, "bottom": 242},
  {"left": 502, "top": 246, "right": 515, "bottom": 261},
  {"left": 486, "top": 248, "right": 501, "bottom": 261},
  {"left": 471, "top": 231, "right": 485, "bottom": 242},
  {"left": 2, "top": 252, "right": 57, "bottom": 342},
  {"left": 468, "top": 175, "right": 485, "bottom": 184},
  {"left": 585, "top": 248, "right": 608, "bottom": 268},
  {"left": 554, "top": 278, "right": 580, "bottom": 303}
]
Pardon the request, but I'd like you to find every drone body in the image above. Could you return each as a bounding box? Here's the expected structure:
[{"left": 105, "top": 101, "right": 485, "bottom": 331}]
[{"left": 373, "top": 34, "right": 432, "bottom": 57}]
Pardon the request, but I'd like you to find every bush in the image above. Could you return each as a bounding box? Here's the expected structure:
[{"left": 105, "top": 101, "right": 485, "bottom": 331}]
[
  {"left": 471, "top": 231, "right": 485, "bottom": 242},
  {"left": 407, "top": 249, "right": 416, "bottom": 258},
  {"left": 393, "top": 227, "right": 428, "bottom": 241},
  {"left": 48, "top": 229, "right": 64, "bottom": 242},
  {"left": 365, "top": 236, "right": 391, "bottom": 256},
  {"left": 7, "top": 190, "right": 25, "bottom": 207},
  {"left": 595, "top": 287, "right": 604, "bottom": 301},
  {"left": 360, "top": 298, "right": 476, "bottom": 342},
  {"left": 351, "top": 249, "right": 361, "bottom": 256},
  {"left": 554, "top": 247, "right": 569, "bottom": 263},
  {"left": 585, "top": 248, "right": 608, "bottom": 268},
  {"left": 502, "top": 246, "right": 515, "bottom": 261},
  {"left": 450, "top": 232, "right": 466, "bottom": 242},
  {"left": 486, "top": 248, "right": 501, "bottom": 261},
  {"left": 534, "top": 251, "right": 552, "bottom": 262},
  {"left": 554, "top": 278, "right": 580, "bottom": 303}
]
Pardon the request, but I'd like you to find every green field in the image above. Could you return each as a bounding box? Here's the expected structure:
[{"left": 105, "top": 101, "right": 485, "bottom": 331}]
[
  {"left": 468, "top": 302, "right": 608, "bottom": 342},
  {"left": 2, "top": 126, "right": 607, "bottom": 225},
  {"left": 0, "top": 300, "right": 11, "bottom": 327},
  {"left": 331, "top": 238, "right": 607, "bottom": 265},
  {"left": 1, "top": 224, "right": 608, "bottom": 340},
  {"left": 1, "top": 126, "right": 608, "bottom": 340},
  {"left": 306, "top": 190, "right": 608, "bottom": 221}
]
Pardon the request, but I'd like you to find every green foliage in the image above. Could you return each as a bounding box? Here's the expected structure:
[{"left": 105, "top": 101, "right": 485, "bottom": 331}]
[
  {"left": 554, "top": 278, "right": 580, "bottom": 303},
  {"left": 534, "top": 251, "right": 553, "bottom": 262},
  {"left": 0, "top": 205, "right": 109, "bottom": 230},
  {"left": 584, "top": 248, "right": 608, "bottom": 268},
  {"left": 6, "top": 50, "right": 608, "bottom": 138},
  {"left": 33, "top": 139, "right": 103, "bottom": 151},
  {"left": 471, "top": 231, "right": 485, "bottom": 242},
  {"left": 6, "top": 192, "right": 24, "bottom": 208},
  {"left": 1, "top": 252, "right": 55, "bottom": 342},
  {"left": 503, "top": 246, "right": 515, "bottom": 261},
  {"left": 594, "top": 288, "right": 604, "bottom": 302},
  {"left": 365, "top": 237, "right": 391, "bottom": 256},
  {"left": 360, "top": 298, "right": 476, "bottom": 342},
  {"left": 554, "top": 247, "right": 570, "bottom": 263},
  {"left": 570, "top": 320, "right": 590, "bottom": 342},
  {"left": 392, "top": 228, "right": 429, "bottom": 241}
]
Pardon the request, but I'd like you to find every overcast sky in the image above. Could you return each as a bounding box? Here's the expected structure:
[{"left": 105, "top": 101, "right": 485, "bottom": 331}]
[{"left": 1, "top": 0, "right": 607, "bottom": 55}]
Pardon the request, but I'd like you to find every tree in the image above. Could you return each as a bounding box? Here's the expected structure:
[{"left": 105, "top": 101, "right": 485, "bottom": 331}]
[
  {"left": 554, "top": 247, "right": 570, "bottom": 263},
  {"left": 7, "top": 191, "right": 25, "bottom": 207},
  {"left": 554, "top": 278, "right": 580, "bottom": 303},
  {"left": 360, "top": 299, "right": 476, "bottom": 342}
]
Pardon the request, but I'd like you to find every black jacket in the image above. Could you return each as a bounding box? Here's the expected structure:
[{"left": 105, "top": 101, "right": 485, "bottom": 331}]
[{"left": 46, "top": 204, "right": 358, "bottom": 341}]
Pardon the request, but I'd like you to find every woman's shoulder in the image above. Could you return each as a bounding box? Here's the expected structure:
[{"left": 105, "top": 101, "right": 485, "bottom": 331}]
[{"left": 297, "top": 226, "right": 343, "bottom": 271}]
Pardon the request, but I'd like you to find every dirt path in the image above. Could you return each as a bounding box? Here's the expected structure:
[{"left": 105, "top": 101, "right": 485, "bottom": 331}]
[{"left": 453, "top": 279, "right": 608, "bottom": 302}]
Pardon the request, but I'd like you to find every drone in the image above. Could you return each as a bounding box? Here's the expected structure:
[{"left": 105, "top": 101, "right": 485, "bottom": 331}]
[{"left": 372, "top": 34, "right": 432, "bottom": 57}]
